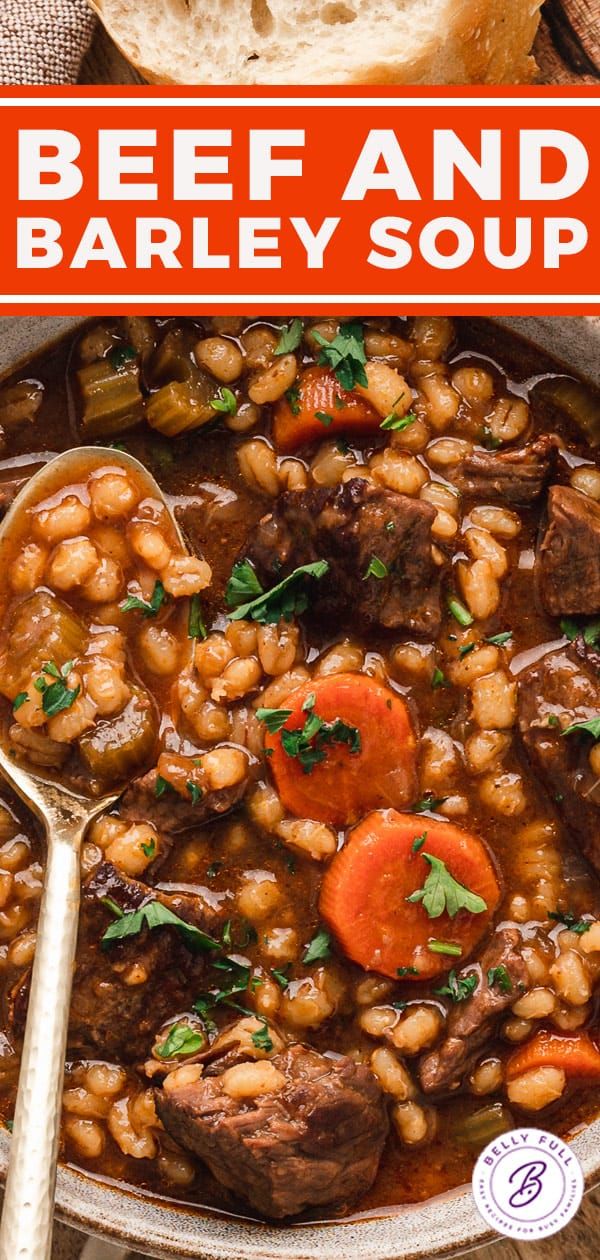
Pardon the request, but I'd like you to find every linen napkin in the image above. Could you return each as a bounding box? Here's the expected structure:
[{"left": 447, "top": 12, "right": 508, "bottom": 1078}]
[{"left": 0, "top": 0, "right": 96, "bottom": 85}]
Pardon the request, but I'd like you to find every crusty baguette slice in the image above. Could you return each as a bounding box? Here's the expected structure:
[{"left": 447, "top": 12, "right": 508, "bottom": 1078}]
[{"left": 88, "top": 0, "right": 543, "bottom": 85}]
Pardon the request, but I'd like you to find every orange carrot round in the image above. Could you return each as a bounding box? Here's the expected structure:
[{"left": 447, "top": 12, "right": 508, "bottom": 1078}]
[
  {"left": 319, "top": 810, "right": 501, "bottom": 980},
  {"left": 507, "top": 1030, "right": 600, "bottom": 1081},
  {"left": 272, "top": 366, "right": 380, "bottom": 453},
  {"left": 264, "top": 673, "right": 417, "bottom": 829}
]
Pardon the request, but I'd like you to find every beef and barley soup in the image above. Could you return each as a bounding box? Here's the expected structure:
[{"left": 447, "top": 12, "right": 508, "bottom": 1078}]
[{"left": 0, "top": 315, "right": 599, "bottom": 1220}]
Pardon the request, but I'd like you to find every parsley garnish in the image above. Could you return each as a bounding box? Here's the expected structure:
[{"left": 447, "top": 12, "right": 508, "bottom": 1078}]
[
  {"left": 380, "top": 409, "right": 416, "bottom": 432},
  {"left": 251, "top": 1019, "right": 273, "bottom": 1052},
  {"left": 225, "top": 560, "right": 264, "bottom": 607},
  {"left": 275, "top": 318, "right": 303, "bottom": 356},
  {"left": 560, "top": 617, "right": 580, "bottom": 642},
  {"left": 458, "top": 643, "right": 476, "bottom": 659},
  {"left": 108, "top": 344, "right": 136, "bottom": 370},
  {"left": 154, "top": 775, "right": 171, "bottom": 799},
  {"left": 121, "top": 580, "right": 166, "bottom": 618},
  {"left": 447, "top": 596, "right": 473, "bottom": 628},
  {"left": 186, "top": 781, "right": 203, "bottom": 806},
  {"left": 34, "top": 661, "right": 80, "bottom": 718},
  {"left": 12, "top": 692, "right": 29, "bottom": 711},
  {"left": 431, "top": 667, "right": 449, "bottom": 690},
  {"left": 312, "top": 321, "right": 368, "bottom": 392},
  {"left": 487, "top": 964, "right": 513, "bottom": 993},
  {"left": 256, "top": 707, "right": 293, "bottom": 734},
  {"left": 396, "top": 965, "right": 419, "bottom": 977},
  {"left": 314, "top": 411, "right": 334, "bottom": 427},
  {"left": 485, "top": 631, "right": 513, "bottom": 647},
  {"left": 413, "top": 794, "right": 448, "bottom": 814},
  {"left": 364, "top": 555, "right": 388, "bottom": 580},
  {"left": 101, "top": 898, "right": 219, "bottom": 953},
  {"left": 549, "top": 909, "right": 591, "bottom": 935},
  {"left": 411, "top": 832, "right": 427, "bottom": 854},
  {"left": 226, "top": 560, "right": 329, "bottom": 624},
  {"left": 407, "top": 853, "right": 487, "bottom": 919},
  {"left": 286, "top": 385, "right": 301, "bottom": 415},
  {"left": 210, "top": 387, "right": 237, "bottom": 416},
  {"left": 280, "top": 693, "right": 361, "bottom": 774},
  {"left": 141, "top": 837, "right": 156, "bottom": 859},
  {"left": 188, "top": 594, "right": 207, "bottom": 640},
  {"left": 303, "top": 928, "right": 331, "bottom": 964},
  {"left": 428, "top": 940, "right": 462, "bottom": 957},
  {"left": 271, "top": 966, "right": 291, "bottom": 989},
  {"left": 434, "top": 969, "right": 478, "bottom": 1002},
  {"left": 156, "top": 1023, "right": 204, "bottom": 1059},
  {"left": 562, "top": 717, "right": 600, "bottom": 740}
]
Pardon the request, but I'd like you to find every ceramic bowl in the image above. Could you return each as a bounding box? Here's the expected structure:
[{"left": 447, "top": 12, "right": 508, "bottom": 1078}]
[{"left": 0, "top": 315, "right": 598, "bottom": 1260}]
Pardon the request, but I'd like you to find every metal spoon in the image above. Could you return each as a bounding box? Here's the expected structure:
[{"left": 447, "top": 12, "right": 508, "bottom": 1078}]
[{"left": 0, "top": 446, "right": 188, "bottom": 1260}]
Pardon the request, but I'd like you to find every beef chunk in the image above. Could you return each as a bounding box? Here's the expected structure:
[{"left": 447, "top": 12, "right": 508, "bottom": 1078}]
[
  {"left": 447, "top": 435, "right": 558, "bottom": 505},
  {"left": 120, "top": 760, "right": 250, "bottom": 834},
  {"left": 10, "top": 863, "right": 221, "bottom": 1062},
  {"left": 156, "top": 1043, "right": 388, "bottom": 1218},
  {"left": 536, "top": 485, "right": 600, "bottom": 616},
  {"left": 244, "top": 479, "right": 442, "bottom": 636},
  {"left": 518, "top": 646, "right": 600, "bottom": 874},
  {"left": 419, "top": 929, "right": 528, "bottom": 1094}
]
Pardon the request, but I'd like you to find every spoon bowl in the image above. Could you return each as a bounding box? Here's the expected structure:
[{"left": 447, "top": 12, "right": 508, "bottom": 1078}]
[{"left": 0, "top": 445, "right": 189, "bottom": 1260}]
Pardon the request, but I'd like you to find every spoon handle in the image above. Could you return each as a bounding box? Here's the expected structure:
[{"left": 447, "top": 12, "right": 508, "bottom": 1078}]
[{"left": 0, "top": 822, "right": 84, "bottom": 1260}]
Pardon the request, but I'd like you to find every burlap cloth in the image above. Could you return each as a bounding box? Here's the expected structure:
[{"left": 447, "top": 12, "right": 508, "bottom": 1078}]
[{"left": 0, "top": 0, "right": 96, "bottom": 85}]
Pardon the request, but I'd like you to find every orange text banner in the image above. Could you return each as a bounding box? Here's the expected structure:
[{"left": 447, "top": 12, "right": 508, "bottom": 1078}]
[{"left": 0, "top": 86, "right": 598, "bottom": 314}]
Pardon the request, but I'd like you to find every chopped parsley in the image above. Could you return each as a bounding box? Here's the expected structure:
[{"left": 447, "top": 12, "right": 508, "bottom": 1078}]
[
  {"left": 256, "top": 706, "right": 293, "bottom": 735},
  {"left": 141, "top": 837, "right": 156, "bottom": 859},
  {"left": 434, "top": 969, "right": 478, "bottom": 1002},
  {"left": 315, "top": 411, "right": 334, "bottom": 427},
  {"left": 407, "top": 853, "right": 487, "bottom": 919},
  {"left": 280, "top": 693, "right": 361, "bottom": 774},
  {"left": 271, "top": 966, "right": 291, "bottom": 989},
  {"left": 396, "top": 965, "right": 419, "bottom": 977},
  {"left": 188, "top": 594, "right": 207, "bottom": 640},
  {"left": 186, "top": 781, "right": 203, "bottom": 806},
  {"left": 226, "top": 560, "right": 329, "bottom": 624},
  {"left": 251, "top": 1019, "right": 274, "bottom": 1052},
  {"left": 108, "top": 344, "right": 136, "bottom": 370},
  {"left": 12, "top": 692, "right": 29, "bottom": 711},
  {"left": 412, "top": 794, "right": 448, "bottom": 814},
  {"left": 549, "top": 909, "right": 591, "bottom": 935},
  {"left": 485, "top": 631, "right": 513, "bottom": 647},
  {"left": 447, "top": 596, "right": 473, "bottom": 628},
  {"left": 210, "top": 387, "right": 237, "bottom": 416},
  {"left": 560, "top": 617, "right": 580, "bottom": 642},
  {"left": 487, "top": 964, "right": 513, "bottom": 993},
  {"left": 285, "top": 385, "right": 301, "bottom": 415},
  {"left": 458, "top": 643, "right": 476, "bottom": 659},
  {"left": 154, "top": 775, "right": 171, "bottom": 799},
  {"left": 34, "top": 660, "right": 80, "bottom": 718},
  {"left": 303, "top": 928, "right": 331, "bottom": 964},
  {"left": 560, "top": 617, "right": 600, "bottom": 647},
  {"left": 380, "top": 409, "right": 416, "bottom": 432},
  {"left": 562, "top": 717, "right": 600, "bottom": 740},
  {"left": 156, "top": 1023, "right": 204, "bottom": 1059},
  {"left": 427, "top": 940, "right": 462, "bottom": 957},
  {"left": 364, "top": 555, "right": 388, "bottom": 580},
  {"left": 431, "top": 667, "right": 449, "bottom": 690},
  {"left": 121, "top": 580, "right": 166, "bottom": 618},
  {"left": 411, "top": 832, "right": 427, "bottom": 854},
  {"left": 311, "top": 320, "right": 368, "bottom": 392},
  {"left": 101, "top": 898, "right": 219, "bottom": 953},
  {"left": 275, "top": 318, "right": 303, "bottom": 356}
]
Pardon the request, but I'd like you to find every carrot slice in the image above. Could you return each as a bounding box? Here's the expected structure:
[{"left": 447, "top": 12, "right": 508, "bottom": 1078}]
[
  {"left": 506, "top": 1030, "right": 600, "bottom": 1081},
  {"left": 264, "top": 673, "right": 417, "bottom": 828},
  {"left": 273, "top": 366, "right": 380, "bottom": 453},
  {"left": 319, "top": 810, "right": 501, "bottom": 980}
]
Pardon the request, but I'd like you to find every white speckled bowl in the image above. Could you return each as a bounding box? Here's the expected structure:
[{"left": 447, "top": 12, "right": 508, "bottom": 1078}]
[{"left": 0, "top": 315, "right": 599, "bottom": 1260}]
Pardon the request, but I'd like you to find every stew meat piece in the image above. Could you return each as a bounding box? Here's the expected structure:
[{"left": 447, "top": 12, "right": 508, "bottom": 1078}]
[
  {"left": 244, "top": 478, "right": 442, "bottom": 636},
  {"left": 419, "top": 929, "right": 529, "bottom": 1094},
  {"left": 10, "top": 863, "right": 221, "bottom": 1062},
  {"left": 120, "top": 761, "right": 251, "bottom": 834},
  {"left": 156, "top": 1043, "right": 389, "bottom": 1218},
  {"left": 447, "top": 435, "right": 558, "bottom": 505},
  {"left": 536, "top": 485, "right": 600, "bottom": 616},
  {"left": 518, "top": 646, "right": 600, "bottom": 876}
]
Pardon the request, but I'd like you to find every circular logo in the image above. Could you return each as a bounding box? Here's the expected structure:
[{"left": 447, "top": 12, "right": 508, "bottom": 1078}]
[{"left": 473, "top": 1127, "right": 584, "bottom": 1240}]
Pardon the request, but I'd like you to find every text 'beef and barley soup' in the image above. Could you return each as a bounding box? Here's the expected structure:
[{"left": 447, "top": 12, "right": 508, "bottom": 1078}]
[{"left": 0, "top": 316, "right": 599, "bottom": 1219}]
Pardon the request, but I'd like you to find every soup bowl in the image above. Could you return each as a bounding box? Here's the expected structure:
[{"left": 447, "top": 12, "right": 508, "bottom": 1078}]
[{"left": 0, "top": 314, "right": 599, "bottom": 1260}]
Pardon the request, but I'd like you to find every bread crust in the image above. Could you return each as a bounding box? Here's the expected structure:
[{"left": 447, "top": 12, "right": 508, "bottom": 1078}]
[{"left": 87, "top": 0, "right": 542, "bottom": 85}]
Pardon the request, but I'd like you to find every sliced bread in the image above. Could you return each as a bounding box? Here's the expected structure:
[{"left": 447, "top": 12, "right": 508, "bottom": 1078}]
[{"left": 89, "top": 0, "right": 543, "bottom": 85}]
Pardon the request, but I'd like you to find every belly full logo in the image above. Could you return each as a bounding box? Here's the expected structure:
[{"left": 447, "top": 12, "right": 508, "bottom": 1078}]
[{"left": 473, "top": 1127, "right": 584, "bottom": 1240}]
